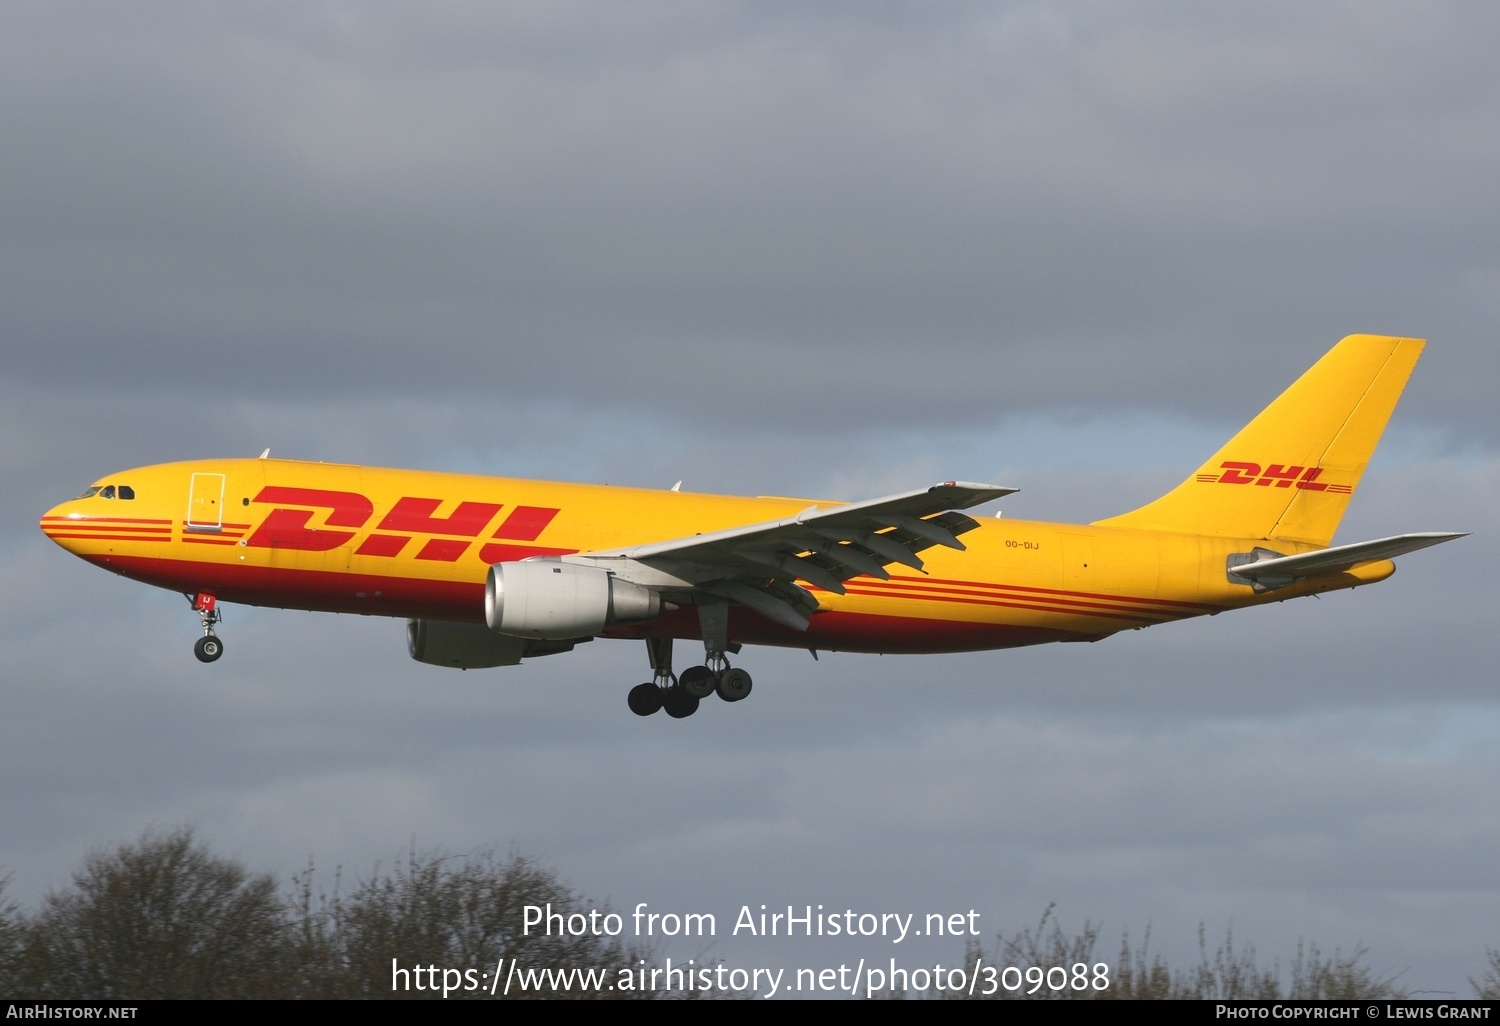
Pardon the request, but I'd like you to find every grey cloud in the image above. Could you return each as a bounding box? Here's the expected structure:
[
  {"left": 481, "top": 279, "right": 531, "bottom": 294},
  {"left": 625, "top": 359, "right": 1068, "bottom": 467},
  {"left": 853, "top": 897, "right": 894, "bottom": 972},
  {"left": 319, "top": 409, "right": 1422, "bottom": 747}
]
[{"left": 2, "top": 3, "right": 1498, "bottom": 436}]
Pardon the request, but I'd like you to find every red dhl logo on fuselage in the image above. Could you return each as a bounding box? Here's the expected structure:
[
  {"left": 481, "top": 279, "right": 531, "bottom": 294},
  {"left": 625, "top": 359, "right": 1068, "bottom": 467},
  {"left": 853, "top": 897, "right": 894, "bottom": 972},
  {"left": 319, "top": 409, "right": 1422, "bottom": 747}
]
[
  {"left": 1194, "top": 462, "right": 1353, "bottom": 493},
  {"left": 233, "top": 487, "right": 571, "bottom": 563}
]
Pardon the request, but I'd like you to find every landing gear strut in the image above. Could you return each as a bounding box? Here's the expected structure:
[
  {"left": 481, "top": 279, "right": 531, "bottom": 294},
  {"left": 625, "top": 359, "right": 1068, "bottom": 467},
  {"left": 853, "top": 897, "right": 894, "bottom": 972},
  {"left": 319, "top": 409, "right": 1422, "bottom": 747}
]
[
  {"left": 628, "top": 636, "right": 683, "bottom": 717},
  {"left": 689, "top": 597, "right": 753, "bottom": 703},
  {"left": 625, "top": 600, "right": 753, "bottom": 717},
  {"left": 189, "top": 591, "right": 223, "bottom": 663}
]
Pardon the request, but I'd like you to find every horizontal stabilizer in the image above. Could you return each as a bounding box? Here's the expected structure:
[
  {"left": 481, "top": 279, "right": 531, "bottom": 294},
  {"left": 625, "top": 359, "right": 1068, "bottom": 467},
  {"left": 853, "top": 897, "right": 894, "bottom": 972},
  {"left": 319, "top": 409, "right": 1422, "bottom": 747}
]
[{"left": 1230, "top": 531, "right": 1467, "bottom": 587}]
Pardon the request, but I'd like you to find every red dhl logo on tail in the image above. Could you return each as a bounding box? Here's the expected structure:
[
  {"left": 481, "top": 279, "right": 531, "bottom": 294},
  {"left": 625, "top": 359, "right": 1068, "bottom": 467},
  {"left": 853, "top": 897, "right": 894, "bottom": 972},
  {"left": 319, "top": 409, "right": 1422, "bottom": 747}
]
[
  {"left": 1194, "top": 463, "right": 1352, "bottom": 493},
  {"left": 238, "top": 488, "right": 571, "bottom": 562}
]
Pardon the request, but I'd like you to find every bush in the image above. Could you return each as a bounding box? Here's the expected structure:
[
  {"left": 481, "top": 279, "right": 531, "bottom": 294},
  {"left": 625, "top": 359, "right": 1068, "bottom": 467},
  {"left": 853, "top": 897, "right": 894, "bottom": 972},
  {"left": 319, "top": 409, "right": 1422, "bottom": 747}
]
[{"left": 946, "top": 906, "right": 1406, "bottom": 1000}]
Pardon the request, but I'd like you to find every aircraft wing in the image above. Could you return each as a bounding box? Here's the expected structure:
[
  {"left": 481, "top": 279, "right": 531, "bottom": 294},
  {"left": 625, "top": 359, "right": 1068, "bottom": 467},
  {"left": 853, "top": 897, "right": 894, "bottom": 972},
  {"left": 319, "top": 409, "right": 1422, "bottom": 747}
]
[
  {"left": 583, "top": 481, "right": 1016, "bottom": 631},
  {"left": 1231, "top": 532, "right": 1468, "bottom": 588}
]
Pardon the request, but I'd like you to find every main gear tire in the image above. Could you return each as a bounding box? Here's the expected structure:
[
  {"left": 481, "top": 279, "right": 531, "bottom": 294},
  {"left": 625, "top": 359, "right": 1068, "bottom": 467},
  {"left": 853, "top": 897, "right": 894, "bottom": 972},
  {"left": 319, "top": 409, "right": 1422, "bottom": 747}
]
[
  {"left": 716, "top": 667, "right": 752, "bottom": 702},
  {"left": 679, "top": 665, "right": 716, "bottom": 699},
  {"left": 662, "top": 687, "right": 700, "bottom": 719},
  {"left": 628, "top": 682, "right": 663, "bottom": 716}
]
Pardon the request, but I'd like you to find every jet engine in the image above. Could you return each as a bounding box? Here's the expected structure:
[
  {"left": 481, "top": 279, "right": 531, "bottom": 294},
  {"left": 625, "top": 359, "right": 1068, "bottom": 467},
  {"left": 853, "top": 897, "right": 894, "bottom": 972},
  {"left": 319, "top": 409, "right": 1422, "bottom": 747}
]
[
  {"left": 407, "top": 618, "right": 527, "bottom": 669},
  {"left": 407, "top": 619, "right": 590, "bottom": 669},
  {"left": 486, "top": 558, "right": 662, "bottom": 640}
]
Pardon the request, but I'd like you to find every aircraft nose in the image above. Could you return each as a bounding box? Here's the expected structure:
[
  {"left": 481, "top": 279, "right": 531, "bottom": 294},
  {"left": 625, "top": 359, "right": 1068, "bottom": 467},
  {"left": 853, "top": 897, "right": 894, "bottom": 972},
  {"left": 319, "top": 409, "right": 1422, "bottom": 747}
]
[{"left": 40, "top": 499, "right": 86, "bottom": 551}]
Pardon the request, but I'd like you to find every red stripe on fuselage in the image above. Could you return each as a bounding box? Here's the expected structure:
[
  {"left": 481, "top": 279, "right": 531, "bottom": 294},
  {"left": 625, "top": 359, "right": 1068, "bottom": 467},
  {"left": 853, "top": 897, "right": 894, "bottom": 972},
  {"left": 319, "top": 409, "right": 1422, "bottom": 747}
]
[
  {"left": 605, "top": 606, "right": 1086, "bottom": 653},
  {"left": 45, "top": 532, "right": 170, "bottom": 543},
  {"left": 840, "top": 582, "right": 1161, "bottom": 623},
  {"left": 883, "top": 574, "right": 1223, "bottom": 611},
  {"left": 42, "top": 516, "right": 171, "bottom": 525},
  {"left": 94, "top": 555, "right": 485, "bottom": 621},
  {"left": 41, "top": 524, "right": 171, "bottom": 535},
  {"left": 90, "top": 555, "right": 1105, "bottom": 654}
]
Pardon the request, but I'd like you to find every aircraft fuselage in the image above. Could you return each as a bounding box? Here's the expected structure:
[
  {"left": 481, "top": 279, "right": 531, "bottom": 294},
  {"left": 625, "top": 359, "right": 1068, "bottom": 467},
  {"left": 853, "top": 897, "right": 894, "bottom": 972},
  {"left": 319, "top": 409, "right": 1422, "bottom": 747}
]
[{"left": 40, "top": 456, "right": 1386, "bottom": 654}]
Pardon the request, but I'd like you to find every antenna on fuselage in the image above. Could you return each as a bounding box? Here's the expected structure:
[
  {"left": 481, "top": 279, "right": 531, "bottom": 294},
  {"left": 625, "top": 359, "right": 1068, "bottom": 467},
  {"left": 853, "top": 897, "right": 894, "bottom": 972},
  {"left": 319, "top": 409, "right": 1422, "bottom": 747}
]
[{"left": 258, "top": 448, "right": 270, "bottom": 459}]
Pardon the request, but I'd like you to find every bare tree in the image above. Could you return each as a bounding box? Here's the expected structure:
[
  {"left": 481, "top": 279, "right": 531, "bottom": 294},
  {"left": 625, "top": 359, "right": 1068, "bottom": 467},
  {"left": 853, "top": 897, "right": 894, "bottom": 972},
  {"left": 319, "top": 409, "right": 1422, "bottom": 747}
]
[
  {"left": 15, "top": 828, "right": 287, "bottom": 999},
  {"left": 1470, "top": 948, "right": 1500, "bottom": 999},
  {"left": 8, "top": 830, "right": 659, "bottom": 999},
  {"left": 0, "top": 874, "right": 23, "bottom": 995},
  {"left": 290, "top": 845, "right": 655, "bottom": 999}
]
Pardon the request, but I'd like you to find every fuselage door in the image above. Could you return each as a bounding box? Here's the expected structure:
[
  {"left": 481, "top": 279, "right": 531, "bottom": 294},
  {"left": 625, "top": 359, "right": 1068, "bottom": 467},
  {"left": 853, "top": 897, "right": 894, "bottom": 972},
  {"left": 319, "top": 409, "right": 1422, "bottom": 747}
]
[{"left": 186, "top": 472, "right": 225, "bottom": 533}]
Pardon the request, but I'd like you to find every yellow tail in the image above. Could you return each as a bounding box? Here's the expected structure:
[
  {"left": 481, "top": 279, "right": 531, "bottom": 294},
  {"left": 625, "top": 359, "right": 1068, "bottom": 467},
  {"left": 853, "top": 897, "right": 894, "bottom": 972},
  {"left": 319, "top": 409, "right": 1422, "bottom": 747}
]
[{"left": 1093, "top": 334, "right": 1425, "bottom": 546}]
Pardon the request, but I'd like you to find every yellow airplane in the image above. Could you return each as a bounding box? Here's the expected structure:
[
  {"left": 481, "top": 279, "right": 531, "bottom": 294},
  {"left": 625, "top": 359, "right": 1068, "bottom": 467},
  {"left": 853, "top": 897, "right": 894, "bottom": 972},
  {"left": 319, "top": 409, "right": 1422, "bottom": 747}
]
[{"left": 40, "top": 334, "right": 1465, "bottom": 718}]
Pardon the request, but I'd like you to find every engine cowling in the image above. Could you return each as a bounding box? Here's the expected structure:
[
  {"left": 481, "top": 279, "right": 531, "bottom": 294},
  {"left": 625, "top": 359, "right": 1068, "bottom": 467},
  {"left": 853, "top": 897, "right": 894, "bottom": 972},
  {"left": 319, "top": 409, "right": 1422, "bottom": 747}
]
[
  {"left": 486, "top": 559, "right": 662, "bottom": 640},
  {"left": 408, "top": 619, "right": 589, "bottom": 669},
  {"left": 407, "top": 618, "right": 527, "bottom": 669}
]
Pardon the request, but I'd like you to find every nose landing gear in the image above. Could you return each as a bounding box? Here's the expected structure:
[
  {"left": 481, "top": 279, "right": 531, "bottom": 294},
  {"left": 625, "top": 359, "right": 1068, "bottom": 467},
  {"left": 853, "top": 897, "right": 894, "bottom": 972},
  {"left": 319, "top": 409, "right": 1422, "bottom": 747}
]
[{"left": 189, "top": 591, "right": 223, "bottom": 663}]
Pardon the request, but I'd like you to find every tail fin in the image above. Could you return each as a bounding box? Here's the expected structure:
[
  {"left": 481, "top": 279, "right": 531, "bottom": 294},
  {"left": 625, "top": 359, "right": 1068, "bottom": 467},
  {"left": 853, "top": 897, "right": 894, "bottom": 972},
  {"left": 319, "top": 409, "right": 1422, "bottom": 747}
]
[{"left": 1092, "top": 334, "right": 1425, "bottom": 546}]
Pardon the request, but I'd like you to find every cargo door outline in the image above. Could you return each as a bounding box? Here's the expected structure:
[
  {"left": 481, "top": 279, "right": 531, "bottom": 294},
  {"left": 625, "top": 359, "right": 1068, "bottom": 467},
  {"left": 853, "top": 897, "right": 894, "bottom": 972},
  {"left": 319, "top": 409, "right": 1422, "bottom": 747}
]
[{"left": 187, "top": 473, "right": 225, "bottom": 533}]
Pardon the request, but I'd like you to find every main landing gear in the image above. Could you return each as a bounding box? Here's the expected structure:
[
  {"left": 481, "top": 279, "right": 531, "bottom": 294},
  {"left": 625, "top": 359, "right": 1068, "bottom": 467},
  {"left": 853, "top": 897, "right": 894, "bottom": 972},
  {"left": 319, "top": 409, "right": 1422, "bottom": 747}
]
[
  {"left": 626, "top": 641, "right": 754, "bottom": 719},
  {"left": 188, "top": 591, "right": 223, "bottom": 663},
  {"left": 627, "top": 600, "right": 754, "bottom": 719}
]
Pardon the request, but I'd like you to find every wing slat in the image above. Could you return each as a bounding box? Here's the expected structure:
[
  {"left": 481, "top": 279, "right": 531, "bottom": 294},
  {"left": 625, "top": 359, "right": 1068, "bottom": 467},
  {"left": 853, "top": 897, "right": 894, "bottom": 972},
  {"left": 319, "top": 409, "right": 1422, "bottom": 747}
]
[{"left": 580, "top": 482, "right": 1016, "bottom": 633}]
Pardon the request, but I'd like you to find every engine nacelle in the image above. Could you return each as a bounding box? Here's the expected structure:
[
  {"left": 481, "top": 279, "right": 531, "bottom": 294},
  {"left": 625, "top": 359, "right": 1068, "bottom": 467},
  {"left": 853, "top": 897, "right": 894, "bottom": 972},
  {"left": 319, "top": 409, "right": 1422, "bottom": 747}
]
[
  {"left": 408, "top": 619, "right": 590, "bottom": 669},
  {"left": 408, "top": 618, "right": 527, "bottom": 669},
  {"left": 486, "top": 559, "right": 662, "bottom": 640}
]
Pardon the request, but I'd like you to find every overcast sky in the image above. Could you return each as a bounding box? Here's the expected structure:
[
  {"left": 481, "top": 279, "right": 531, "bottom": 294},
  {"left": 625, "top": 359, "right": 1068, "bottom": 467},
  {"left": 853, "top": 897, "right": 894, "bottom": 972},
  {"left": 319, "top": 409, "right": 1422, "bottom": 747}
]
[{"left": 3, "top": 1, "right": 1496, "bottom": 998}]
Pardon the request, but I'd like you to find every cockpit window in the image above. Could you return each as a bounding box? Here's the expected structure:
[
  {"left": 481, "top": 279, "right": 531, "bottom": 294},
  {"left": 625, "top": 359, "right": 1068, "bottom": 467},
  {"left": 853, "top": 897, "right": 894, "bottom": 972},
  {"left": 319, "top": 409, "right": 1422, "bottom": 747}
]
[{"left": 74, "top": 483, "right": 134, "bottom": 499}]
